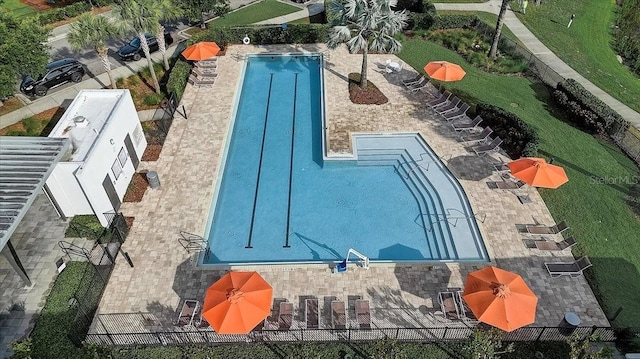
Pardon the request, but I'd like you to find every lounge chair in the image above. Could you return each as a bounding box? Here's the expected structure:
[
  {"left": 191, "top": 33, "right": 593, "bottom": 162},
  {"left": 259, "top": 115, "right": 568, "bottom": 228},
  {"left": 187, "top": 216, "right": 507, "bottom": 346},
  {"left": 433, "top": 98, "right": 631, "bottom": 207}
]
[
  {"left": 438, "top": 291, "right": 459, "bottom": 320},
  {"left": 176, "top": 299, "right": 199, "bottom": 326},
  {"left": 192, "top": 67, "right": 217, "bottom": 77},
  {"left": 545, "top": 256, "right": 592, "bottom": 277},
  {"left": 489, "top": 179, "right": 527, "bottom": 190},
  {"left": 278, "top": 302, "right": 293, "bottom": 330},
  {"left": 455, "top": 291, "right": 477, "bottom": 321},
  {"left": 472, "top": 136, "right": 503, "bottom": 156},
  {"left": 452, "top": 115, "right": 483, "bottom": 132},
  {"left": 305, "top": 298, "right": 319, "bottom": 329},
  {"left": 460, "top": 127, "right": 493, "bottom": 144},
  {"left": 535, "top": 236, "right": 577, "bottom": 251},
  {"left": 188, "top": 74, "right": 215, "bottom": 88},
  {"left": 427, "top": 91, "right": 451, "bottom": 107},
  {"left": 355, "top": 299, "right": 371, "bottom": 329},
  {"left": 385, "top": 59, "right": 403, "bottom": 73},
  {"left": 408, "top": 79, "right": 432, "bottom": 93},
  {"left": 331, "top": 301, "right": 346, "bottom": 330},
  {"left": 402, "top": 74, "right": 425, "bottom": 87},
  {"left": 525, "top": 220, "right": 569, "bottom": 236},
  {"left": 442, "top": 103, "right": 470, "bottom": 121},
  {"left": 195, "top": 59, "right": 217, "bottom": 68},
  {"left": 434, "top": 97, "right": 461, "bottom": 112}
]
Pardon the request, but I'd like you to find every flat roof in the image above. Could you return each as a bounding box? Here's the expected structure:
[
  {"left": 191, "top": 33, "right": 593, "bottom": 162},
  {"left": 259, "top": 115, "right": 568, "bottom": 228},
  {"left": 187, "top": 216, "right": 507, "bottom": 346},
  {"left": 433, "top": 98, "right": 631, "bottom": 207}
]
[
  {"left": 0, "top": 136, "right": 71, "bottom": 251},
  {"left": 48, "top": 89, "right": 128, "bottom": 162}
]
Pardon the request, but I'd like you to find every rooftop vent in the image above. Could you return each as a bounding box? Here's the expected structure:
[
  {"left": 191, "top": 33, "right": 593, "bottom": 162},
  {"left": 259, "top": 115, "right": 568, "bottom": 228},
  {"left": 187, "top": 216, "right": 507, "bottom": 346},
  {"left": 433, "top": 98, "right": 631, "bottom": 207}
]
[{"left": 73, "top": 115, "right": 88, "bottom": 128}]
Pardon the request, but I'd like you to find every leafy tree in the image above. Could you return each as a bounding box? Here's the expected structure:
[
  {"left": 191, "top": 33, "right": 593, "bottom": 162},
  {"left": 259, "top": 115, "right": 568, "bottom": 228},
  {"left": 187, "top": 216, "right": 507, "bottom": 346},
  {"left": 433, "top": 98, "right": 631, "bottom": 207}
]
[
  {"left": 67, "top": 14, "right": 125, "bottom": 90},
  {"left": 488, "top": 0, "right": 508, "bottom": 60},
  {"left": 113, "top": 0, "right": 162, "bottom": 94},
  {"left": 463, "top": 328, "right": 514, "bottom": 359},
  {"left": 327, "top": 0, "right": 408, "bottom": 89},
  {"left": 146, "top": 0, "right": 183, "bottom": 70},
  {"left": 0, "top": 13, "right": 50, "bottom": 99},
  {"left": 177, "top": 0, "right": 230, "bottom": 29}
]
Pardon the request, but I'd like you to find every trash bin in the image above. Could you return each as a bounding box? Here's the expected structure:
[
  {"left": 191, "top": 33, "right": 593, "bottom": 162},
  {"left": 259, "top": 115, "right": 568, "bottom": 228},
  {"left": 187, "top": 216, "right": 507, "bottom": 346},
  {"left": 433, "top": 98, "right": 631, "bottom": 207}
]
[
  {"left": 146, "top": 171, "right": 160, "bottom": 189},
  {"left": 560, "top": 312, "right": 580, "bottom": 335}
]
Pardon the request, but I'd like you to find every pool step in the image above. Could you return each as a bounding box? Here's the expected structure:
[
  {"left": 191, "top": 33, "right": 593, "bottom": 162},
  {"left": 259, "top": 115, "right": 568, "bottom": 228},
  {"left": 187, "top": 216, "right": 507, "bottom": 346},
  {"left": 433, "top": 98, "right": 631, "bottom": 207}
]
[{"left": 356, "top": 147, "right": 457, "bottom": 259}]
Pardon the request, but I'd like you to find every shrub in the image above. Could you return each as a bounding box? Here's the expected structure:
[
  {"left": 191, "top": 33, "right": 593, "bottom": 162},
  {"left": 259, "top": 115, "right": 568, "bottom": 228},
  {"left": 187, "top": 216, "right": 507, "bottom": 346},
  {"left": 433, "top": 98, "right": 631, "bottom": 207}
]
[
  {"left": 166, "top": 60, "right": 191, "bottom": 101},
  {"left": 189, "top": 24, "right": 330, "bottom": 47},
  {"left": 143, "top": 93, "right": 163, "bottom": 106},
  {"left": 408, "top": 12, "right": 435, "bottom": 30},
  {"left": 65, "top": 215, "right": 105, "bottom": 240},
  {"left": 432, "top": 14, "right": 478, "bottom": 30},
  {"left": 475, "top": 103, "right": 540, "bottom": 158},
  {"left": 553, "top": 79, "right": 629, "bottom": 135},
  {"left": 37, "top": 2, "right": 91, "bottom": 25}
]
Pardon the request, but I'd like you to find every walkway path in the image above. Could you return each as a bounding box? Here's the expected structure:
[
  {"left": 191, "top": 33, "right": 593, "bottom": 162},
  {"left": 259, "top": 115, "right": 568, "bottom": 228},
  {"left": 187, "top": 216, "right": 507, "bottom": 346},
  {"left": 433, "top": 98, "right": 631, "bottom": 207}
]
[{"left": 434, "top": 0, "right": 640, "bottom": 129}]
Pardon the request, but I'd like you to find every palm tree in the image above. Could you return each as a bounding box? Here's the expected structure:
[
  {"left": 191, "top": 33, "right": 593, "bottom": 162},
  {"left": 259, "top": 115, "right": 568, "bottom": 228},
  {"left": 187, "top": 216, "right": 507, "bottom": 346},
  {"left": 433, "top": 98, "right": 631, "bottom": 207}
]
[
  {"left": 488, "top": 0, "right": 509, "bottom": 60},
  {"left": 145, "top": 0, "right": 182, "bottom": 70},
  {"left": 327, "top": 0, "right": 407, "bottom": 89},
  {"left": 67, "top": 14, "right": 124, "bottom": 90},
  {"left": 113, "top": 0, "right": 162, "bottom": 94}
]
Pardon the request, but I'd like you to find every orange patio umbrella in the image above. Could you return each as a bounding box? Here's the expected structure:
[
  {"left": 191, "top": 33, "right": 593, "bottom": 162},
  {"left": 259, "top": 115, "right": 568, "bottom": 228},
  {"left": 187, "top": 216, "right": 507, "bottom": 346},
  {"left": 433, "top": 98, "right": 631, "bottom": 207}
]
[
  {"left": 202, "top": 271, "right": 273, "bottom": 334},
  {"left": 181, "top": 42, "right": 221, "bottom": 61},
  {"left": 462, "top": 266, "right": 538, "bottom": 332},
  {"left": 508, "top": 157, "right": 569, "bottom": 189},
  {"left": 424, "top": 61, "right": 466, "bottom": 82}
]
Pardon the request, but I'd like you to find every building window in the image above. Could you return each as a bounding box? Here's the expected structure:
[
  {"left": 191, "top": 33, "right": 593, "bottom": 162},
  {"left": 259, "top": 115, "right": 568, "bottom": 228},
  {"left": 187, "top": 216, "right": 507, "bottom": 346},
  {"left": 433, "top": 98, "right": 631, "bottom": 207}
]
[
  {"left": 111, "top": 159, "right": 123, "bottom": 180},
  {"left": 133, "top": 125, "right": 144, "bottom": 146},
  {"left": 118, "top": 147, "right": 128, "bottom": 167}
]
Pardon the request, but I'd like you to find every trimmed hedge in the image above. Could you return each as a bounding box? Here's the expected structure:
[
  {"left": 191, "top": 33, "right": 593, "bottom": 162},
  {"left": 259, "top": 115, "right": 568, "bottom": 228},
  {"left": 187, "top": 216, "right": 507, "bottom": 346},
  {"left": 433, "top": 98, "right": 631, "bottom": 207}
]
[
  {"left": 431, "top": 14, "right": 478, "bottom": 30},
  {"left": 166, "top": 60, "right": 191, "bottom": 101},
  {"left": 38, "top": 2, "right": 91, "bottom": 25},
  {"left": 552, "top": 79, "right": 629, "bottom": 135},
  {"left": 475, "top": 103, "right": 539, "bottom": 158},
  {"left": 189, "top": 24, "right": 330, "bottom": 48}
]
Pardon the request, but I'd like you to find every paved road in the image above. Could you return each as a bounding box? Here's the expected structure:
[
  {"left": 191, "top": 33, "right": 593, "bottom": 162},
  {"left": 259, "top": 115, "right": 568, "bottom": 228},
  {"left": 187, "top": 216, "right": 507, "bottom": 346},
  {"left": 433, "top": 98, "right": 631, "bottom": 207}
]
[{"left": 434, "top": 0, "right": 640, "bottom": 129}]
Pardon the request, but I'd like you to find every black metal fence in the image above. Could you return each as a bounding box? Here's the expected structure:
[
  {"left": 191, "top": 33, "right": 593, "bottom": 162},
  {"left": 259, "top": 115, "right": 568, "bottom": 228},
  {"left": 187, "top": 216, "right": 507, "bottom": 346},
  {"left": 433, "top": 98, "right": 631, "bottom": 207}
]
[
  {"left": 68, "top": 213, "right": 129, "bottom": 346},
  {"left": 85, "top": 325, "right": 618, "bottom": 346}
]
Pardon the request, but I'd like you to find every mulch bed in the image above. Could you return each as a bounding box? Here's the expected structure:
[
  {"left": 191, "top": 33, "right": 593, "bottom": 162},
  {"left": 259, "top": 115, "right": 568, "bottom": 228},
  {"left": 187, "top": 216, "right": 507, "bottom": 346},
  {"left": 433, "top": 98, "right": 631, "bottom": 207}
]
[
  {"left": 123, "top": 172, "right": 148, "bottom": 202},
  {"left": 348, "top": 73, "right": 389, "bottom": 105},
  {"left": 142, "top": 144, "right": 163, "bottom": 161},
  {"left": 124, "top": 216, "right": 135, "bottom": 230}
]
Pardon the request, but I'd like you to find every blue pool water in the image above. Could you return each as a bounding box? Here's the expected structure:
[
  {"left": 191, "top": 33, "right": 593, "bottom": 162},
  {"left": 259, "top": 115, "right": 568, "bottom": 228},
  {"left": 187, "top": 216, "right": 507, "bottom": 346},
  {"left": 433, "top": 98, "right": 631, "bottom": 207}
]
[{"left": 202, "top": 54, "right": 488, "bottom": 265}]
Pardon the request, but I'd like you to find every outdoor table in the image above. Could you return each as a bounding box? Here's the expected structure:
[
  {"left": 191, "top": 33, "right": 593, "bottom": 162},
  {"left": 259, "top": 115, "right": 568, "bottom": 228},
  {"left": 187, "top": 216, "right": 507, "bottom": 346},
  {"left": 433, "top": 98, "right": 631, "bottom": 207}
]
[{"left": 564, "top": 312, "right": 581, "bottom": 327}]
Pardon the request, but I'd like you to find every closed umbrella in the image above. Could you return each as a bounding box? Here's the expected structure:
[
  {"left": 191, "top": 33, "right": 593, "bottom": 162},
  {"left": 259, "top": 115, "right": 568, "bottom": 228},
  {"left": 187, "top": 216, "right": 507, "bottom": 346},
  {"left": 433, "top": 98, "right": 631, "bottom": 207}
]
[
  {"left": 508, "top": 157, "right": 568, "bottom": 189},
  {"left": 424, "top": 61, "right": 466, "bottom": 82},
  {"left": 462, "top": 266, "right": 538, "bottom": 332},
  {"left": 202, "top": 271, "right": 272, "bottom": 334},
  {"left": 182, "top": 42, "right": 221, "bottom": 61}
]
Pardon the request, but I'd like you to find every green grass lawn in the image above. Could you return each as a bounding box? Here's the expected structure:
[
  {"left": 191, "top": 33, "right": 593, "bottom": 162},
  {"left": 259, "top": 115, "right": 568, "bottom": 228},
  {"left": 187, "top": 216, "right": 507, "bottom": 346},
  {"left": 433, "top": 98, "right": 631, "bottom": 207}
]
[
  {"left": 398, "top": 39, "right": 640, "bottom": 327},
  {"left": 208, "top": 0, "right": 301, "bottom": 27},
  {"left": 2, "top": 0, "right": 39, "bottom": 18},
  {"left": 515, "top": 0, "right": 640, "bottom": 113},
  {"left": 432, "top": 0, "right": 488, "bottom": 3}
]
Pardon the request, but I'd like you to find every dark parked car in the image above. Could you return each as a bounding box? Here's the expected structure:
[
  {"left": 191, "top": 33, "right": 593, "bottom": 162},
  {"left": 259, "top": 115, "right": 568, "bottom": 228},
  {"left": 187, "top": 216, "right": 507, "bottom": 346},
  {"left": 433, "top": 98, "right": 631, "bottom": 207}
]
[
  {"left": 20, "top": 58, "right": 85, "bottom": 97},
  {"left": 117, "top": 32, "right": 173, "bottom": 61}
]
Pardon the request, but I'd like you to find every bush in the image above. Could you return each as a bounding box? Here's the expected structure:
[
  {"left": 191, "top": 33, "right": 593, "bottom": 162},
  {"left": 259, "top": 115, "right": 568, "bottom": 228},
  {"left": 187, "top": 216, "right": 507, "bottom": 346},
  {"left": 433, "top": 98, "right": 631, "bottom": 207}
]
[
  {"left": 189, "top": 24, "right": 330, "bottom": 47},
  {"left": 65, "top": 215, "right": 105, "bottom": 240},
  {"left": 166, "top": 60, "right": 191, "bottom": 101},
  {"left": 553, "top": 79, "right": 629, "bottom": 135},
  {"left": 408, "top": 12, "right": 435, "bottom": 30},
  {"left": 475, "top": 103, "right": 540, "bottom": 158},
  {"left": 37, "top": 2, "right": 91, "bottom": 25},
  {"left": 432, "top": 14, "right": 478, "bottom": 30},
  {"left": 143, "top": 93, "right": 163, "bottom": 106}
]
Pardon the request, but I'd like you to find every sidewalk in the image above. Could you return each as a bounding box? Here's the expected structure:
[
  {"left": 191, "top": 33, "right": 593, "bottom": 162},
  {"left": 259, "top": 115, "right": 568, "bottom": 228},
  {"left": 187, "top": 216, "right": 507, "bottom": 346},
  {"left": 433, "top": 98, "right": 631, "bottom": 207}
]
[
  {"left": 254, "top": 0, "right": 325, "bottom": 25},
  {"left": 434, "top": 0, "right": 640, "bottom": 129},
  {"left": 0, "top": 46, "right": 181, "bottom": 129}
]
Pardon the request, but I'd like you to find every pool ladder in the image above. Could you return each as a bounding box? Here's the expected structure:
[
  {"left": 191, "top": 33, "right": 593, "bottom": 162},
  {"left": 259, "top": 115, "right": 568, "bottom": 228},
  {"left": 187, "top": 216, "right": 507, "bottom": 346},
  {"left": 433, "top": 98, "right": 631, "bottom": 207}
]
[
  {"left": 397, "top": 153, "right": 453, "bottom": 179},
  {"left": 177, "top": 231, "right": 208, "bottom": 254},
  {"left": 422, "top": 208, "right": 486, "bottom": 232}
]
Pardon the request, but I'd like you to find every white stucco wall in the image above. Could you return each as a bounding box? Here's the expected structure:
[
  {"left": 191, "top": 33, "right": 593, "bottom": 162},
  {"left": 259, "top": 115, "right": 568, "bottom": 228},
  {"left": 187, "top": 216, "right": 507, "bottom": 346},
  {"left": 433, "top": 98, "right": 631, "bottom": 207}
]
[{"left": 45, "top": 162, "right": 92, "bottom": 217}]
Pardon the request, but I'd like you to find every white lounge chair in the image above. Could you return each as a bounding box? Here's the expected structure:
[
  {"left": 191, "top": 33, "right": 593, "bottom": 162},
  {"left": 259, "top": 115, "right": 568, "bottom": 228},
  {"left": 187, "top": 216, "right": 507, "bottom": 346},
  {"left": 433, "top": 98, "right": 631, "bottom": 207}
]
[
  {"left": 460, "top": 127, "right": 493, "bottom": 144},
  {"left": 452, "top": 115, "right": 483, "bottom": 132},
  {"left": 545, "top": 256, "right": 592, "bottom": 277},
  {"left": 442, "top": 103, "right": 470, "bottom": 121}
]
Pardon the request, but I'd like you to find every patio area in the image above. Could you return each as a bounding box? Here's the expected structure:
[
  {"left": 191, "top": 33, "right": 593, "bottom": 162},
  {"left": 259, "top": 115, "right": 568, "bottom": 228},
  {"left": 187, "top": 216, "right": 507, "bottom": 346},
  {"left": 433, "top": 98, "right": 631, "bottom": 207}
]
[{"left": 90, "top": 44, "right": 609, "bottom": 337}]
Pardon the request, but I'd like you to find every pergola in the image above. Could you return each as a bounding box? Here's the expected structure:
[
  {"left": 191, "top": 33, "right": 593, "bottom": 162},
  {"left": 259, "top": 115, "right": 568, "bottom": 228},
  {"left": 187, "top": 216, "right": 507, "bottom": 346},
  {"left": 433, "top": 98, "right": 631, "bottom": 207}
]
[{"left": 0, "top": 136, "right": 71, "bottom": 286}]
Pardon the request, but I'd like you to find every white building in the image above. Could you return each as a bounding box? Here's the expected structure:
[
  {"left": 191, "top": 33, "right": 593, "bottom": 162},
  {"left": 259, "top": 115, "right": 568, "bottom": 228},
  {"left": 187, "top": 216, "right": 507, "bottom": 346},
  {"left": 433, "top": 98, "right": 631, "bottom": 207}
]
[{"left": 45, "top": 89, "right": 147, "bottom": 227}]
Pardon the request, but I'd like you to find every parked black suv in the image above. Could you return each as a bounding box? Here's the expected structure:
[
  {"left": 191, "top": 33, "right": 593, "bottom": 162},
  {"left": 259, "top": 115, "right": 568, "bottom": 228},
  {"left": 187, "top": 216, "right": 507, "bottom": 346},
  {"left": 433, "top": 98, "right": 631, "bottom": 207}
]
[
  {"left": 20, "top": 58, "right": 85, "bottom": 97},
  {"left": 117, "top": 32, "right": 173, "bottom": 61}
]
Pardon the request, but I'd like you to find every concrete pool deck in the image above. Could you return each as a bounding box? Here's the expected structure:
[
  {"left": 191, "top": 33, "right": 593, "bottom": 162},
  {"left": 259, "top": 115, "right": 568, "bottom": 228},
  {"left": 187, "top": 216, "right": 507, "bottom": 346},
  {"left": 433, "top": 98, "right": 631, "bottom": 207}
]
[{"left": 92, "top": 44, "right": 609, "bottom": 334}]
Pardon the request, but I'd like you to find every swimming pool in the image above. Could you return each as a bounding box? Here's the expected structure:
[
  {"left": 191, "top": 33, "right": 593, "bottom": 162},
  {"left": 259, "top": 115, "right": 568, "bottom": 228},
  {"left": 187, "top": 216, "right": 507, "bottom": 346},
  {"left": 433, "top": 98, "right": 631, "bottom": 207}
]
[{"left": 202, "top": 54, "right": 489, "bottom": 265}]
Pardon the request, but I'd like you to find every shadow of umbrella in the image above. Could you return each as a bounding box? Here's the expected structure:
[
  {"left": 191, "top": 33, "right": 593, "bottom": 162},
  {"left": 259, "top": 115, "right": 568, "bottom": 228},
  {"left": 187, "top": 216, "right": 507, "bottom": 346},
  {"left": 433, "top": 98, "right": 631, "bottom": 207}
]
[{"left": 447, "top": 155, "right": 497, "bottom": 181}]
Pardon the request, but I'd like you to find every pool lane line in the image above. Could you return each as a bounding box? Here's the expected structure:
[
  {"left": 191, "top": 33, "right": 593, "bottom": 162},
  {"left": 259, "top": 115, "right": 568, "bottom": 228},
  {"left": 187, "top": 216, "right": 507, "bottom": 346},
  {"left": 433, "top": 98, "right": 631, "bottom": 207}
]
[
  {"left": 246, "top": 73, "right": 275, "bottom": 249},
  {"left": 284, "top": 73, "right": 299, "bottom": 248}
]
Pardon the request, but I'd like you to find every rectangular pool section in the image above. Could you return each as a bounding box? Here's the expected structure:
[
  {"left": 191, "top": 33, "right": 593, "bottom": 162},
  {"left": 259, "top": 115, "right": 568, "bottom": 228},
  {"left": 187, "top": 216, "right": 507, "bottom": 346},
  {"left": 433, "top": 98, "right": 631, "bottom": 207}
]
[{"left": 202, "top": 54, "right": 489, "bottom": 265}]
